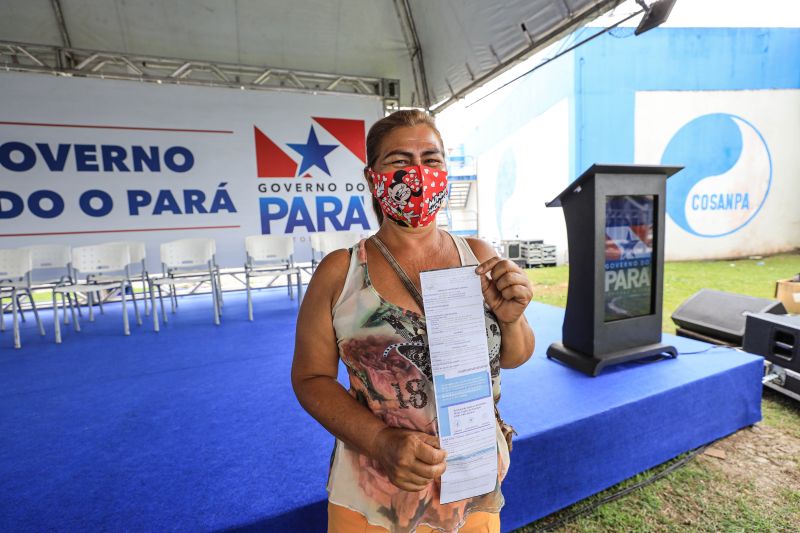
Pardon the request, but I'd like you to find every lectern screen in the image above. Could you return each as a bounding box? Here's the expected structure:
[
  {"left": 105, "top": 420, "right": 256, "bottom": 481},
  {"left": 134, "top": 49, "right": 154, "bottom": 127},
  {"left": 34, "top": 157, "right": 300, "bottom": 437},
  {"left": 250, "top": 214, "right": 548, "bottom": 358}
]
[{"left": 604, "top": 195, "right": 655, "bottom": 322}]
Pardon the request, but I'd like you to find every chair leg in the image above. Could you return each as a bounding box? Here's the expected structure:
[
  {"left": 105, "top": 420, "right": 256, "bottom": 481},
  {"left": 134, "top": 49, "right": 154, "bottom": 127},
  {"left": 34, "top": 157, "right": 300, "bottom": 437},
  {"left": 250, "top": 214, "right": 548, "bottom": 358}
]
[
  {"left": 121, "top": 282, "right": 130, "bottom": 336},
  {"left": 157, "top": 285, "right": 168, "bottom": 324},
  {"left": 297, "top": 271, "right": 304, "bottom": 302},
  {"left": 26, "top": 290, "right": 45, "bottom": 336},
  {"left": 12, "top": 288, "right": 20, "bottom": 348},
  {"left": 170, "top": 284, "right": 177, "bottom": 314},
  {"left": 0, "top": 295, "right": 5, "bottom": 332},
  {"left": 62, "top": 293, "right": 69, "bottom": 325},
  {"left": 210, "top": 270, "right": 220, "bottom": 326},
  {"left": 216, "top": 270, "right": 224, "bottom": 308},
  {"left": 142, "top": 271, "right": 150, "bottom": 316},
  {"left": 150, "top": 282, "right": 159, "bottom": 333},
  {"left": 69, "top": 292, "right": 80, "bottom": 332},
  {"left": 98, "top": 291, "right": 105, "bottom": 314},
  {"left": 213, "top": 285, "right": 220, "bottom": 325},
  {"left": 130, "top": 280, "right": 142, "bottom": 326},
  {"left": 16, "top": 292, "right": 26, "bottom": 323},
  {"left": 247, "top": 274, "right": 253, "bottom": 321},
  {"left": 88, "top": 290, "right": 95, "bottom": 322},
  {"left": 217, "top": 280, "right": 223, "bottom": 317},
  {"left": 53, "top": 291, "right": 61, "bottom": 344}
]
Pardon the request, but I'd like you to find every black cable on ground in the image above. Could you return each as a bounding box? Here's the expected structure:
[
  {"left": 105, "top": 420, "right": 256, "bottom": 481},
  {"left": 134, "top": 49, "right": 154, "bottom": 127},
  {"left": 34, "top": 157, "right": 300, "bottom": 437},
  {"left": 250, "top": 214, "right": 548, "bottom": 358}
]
[
  {"left": 677, "top": 344, "right": 733, "bottom": 356},
  {"left": 529, "top": 442, "right": 714, "bottom": 532},
  {"left": 630, "top": 344, "right": 728, "bottom": 366}
]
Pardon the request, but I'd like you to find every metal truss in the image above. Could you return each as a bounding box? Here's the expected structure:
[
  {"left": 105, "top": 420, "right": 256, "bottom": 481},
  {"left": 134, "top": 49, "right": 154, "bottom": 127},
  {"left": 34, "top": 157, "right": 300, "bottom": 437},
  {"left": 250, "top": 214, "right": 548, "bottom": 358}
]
[{"left": 0, "top": 40, "right": 401, "bottom": 110}]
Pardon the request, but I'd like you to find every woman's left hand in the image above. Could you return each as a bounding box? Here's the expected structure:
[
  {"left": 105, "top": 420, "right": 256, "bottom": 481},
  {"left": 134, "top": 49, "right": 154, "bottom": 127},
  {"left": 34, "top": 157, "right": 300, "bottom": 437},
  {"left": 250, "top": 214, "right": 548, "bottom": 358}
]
[{"left": 475, "top": 257, "right": 533, "bottom": 324}]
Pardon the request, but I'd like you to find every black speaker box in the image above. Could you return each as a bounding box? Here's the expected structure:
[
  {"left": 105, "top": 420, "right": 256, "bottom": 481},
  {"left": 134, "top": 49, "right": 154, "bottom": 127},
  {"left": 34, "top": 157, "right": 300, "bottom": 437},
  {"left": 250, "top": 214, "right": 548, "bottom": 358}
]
[
  {"left": 671, "top": 289, "right": 786, "bottom": 345},
  {"left": 743, "top": 313, "right": 800, "bottom": 373}
]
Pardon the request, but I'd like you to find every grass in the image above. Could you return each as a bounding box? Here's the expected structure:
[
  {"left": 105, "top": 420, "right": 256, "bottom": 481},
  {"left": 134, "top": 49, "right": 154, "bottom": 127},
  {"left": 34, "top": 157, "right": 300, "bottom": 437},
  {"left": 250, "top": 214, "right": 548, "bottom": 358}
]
[
  {"left": 660, "top": 254, "right": 800, "bottom": 334},
  {"left": 20, "top": 282, "right": 207, "bottom": 306},
  {"left": 516, "top": 252, "right": 800, "bottom": 532},
  {"left": 518, "top": 457, "right": 799, "bottom": 532},
  {"left": 762, "top": 388, "right": 800, "bottom": 440},
  {"left": 525, "top": 253, "right": 800, "bottom": 334}
]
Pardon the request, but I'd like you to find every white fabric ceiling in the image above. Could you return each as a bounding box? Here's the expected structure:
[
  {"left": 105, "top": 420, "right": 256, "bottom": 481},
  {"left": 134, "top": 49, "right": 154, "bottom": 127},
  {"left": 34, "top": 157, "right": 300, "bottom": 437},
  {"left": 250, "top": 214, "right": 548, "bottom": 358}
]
[{"left": 0, "top": 0, "right": 622, "bottom": 109}]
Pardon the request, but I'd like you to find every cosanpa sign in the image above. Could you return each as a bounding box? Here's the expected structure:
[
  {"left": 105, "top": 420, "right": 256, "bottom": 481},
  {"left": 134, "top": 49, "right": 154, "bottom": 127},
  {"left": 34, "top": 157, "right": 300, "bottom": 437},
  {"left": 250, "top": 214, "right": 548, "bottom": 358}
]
[
  {"left": 661, "top": 112, "right": 772, "bottom": 238},
  {"left": 635, "top": 89, "right": 799, "bottom": 260}
]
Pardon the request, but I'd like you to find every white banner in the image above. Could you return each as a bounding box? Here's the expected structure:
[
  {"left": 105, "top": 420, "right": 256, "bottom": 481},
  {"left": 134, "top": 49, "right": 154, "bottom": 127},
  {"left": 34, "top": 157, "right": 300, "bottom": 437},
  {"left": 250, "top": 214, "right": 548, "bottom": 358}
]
[{"left": 0, "top": 72, "right": 382, "bottom": 269}]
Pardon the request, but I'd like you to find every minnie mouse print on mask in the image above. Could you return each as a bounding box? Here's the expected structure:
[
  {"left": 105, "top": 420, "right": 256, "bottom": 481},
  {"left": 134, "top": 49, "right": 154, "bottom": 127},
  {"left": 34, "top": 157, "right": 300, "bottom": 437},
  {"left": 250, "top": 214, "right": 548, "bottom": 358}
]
[{"left": 368, "top": 165, "right": 448, "bottom": 228}]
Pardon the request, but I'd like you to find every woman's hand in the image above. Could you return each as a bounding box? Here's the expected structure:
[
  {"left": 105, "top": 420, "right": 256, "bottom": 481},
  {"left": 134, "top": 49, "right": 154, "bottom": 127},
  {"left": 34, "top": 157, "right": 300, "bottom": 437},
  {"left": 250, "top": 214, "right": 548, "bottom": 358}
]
[
  {"left": 475, "top": 257, "right": 533, "bottom": 325},
  {"left": 371, "top": 427, "right": 447, "bottom": 492}
]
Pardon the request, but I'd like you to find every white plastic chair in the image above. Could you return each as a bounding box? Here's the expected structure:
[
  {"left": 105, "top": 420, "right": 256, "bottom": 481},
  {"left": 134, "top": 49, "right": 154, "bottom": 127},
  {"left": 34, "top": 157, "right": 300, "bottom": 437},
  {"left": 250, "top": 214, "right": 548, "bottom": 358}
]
[
  {"left": 310, "top": 231, "right": 363, "bottom": 270},
  {"left": 157, "top": 239, "right": 222, "bottom": 313},
  {"left": 244, "top": 235, "right": 302, "bottom": 321},
  {"left": 150, "top": 238, "right": 220, "bottom": 330},
  {"left": 28, "top": 244, "right": 73, "bottom": 284},
  {"left": 27, "top": 244, "right": 78, "bottom": 325},
  {"left": 0, "top": 248, "right": 45, "bottom": 348},
  {"left": 53, "top": 243, "right": 139, "bottom": 343},
  {"left": 106, "top": 241, "right": 150, "bottom": 316},
  {"left": 86, "top": 242, "right": 147, "bottom": 324}
]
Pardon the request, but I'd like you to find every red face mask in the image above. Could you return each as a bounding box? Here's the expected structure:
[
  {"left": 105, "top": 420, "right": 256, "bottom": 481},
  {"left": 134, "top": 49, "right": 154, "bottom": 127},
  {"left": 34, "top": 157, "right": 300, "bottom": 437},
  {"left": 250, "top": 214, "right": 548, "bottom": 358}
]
[{"left": 368, "top": 165, "right": 448, "bottom": 228}]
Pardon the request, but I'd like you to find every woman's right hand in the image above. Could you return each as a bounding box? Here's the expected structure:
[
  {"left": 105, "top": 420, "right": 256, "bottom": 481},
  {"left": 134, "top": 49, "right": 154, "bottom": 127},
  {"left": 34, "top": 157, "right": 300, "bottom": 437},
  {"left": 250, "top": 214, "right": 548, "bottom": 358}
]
[{"left": 371, "top": 427, "right": 447, "bottom": 492}]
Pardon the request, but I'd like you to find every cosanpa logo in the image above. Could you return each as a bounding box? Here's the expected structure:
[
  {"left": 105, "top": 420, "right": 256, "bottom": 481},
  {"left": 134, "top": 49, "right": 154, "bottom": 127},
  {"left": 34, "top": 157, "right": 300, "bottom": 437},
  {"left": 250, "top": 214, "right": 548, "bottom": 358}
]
[{"left": 661, "top": 113, "right": 772, "bottom": 238}]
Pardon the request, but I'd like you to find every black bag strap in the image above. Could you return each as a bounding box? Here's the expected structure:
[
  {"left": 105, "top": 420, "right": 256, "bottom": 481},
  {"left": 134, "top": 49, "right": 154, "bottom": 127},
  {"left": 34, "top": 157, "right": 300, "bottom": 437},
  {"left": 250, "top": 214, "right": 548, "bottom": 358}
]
[{"left": 369, "top": 235, "right": 424, "bottom": 312}]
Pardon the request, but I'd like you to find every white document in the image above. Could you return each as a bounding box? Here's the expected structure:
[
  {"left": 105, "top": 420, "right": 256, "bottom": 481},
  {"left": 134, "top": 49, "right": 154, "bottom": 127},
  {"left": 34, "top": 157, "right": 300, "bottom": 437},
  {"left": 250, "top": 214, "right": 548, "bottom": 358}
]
[{"left": 420, "top": 266, "right": 497, "bottom": 504}]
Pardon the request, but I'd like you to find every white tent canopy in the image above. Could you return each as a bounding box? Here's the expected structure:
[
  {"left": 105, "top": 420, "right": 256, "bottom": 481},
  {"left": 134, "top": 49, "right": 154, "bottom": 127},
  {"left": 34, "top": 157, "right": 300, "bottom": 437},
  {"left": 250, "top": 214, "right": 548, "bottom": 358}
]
[{"left": 0, "top": 0, "right": 622, "bottom": 110}]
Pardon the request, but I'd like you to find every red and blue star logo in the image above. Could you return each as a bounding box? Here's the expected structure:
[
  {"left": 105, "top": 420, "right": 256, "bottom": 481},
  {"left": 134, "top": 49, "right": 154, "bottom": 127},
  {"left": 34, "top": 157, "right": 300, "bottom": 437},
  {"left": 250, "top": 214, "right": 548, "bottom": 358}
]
[{"left": 254, "top": 117, "right": 366, "bottom": 178}]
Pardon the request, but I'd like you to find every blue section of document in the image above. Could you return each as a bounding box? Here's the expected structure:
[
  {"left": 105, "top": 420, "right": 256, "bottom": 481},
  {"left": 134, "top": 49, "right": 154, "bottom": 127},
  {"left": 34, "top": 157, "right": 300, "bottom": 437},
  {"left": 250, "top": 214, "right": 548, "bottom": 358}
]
[
  {"left": 438, "top": 407, "right": 451, "bottom": 437},
  {"left": 434, "top": 372, "right": 492, "bottom": 437},
  {"left": 446, "top": 446, "right": 497, "bottom": 463},
  {"left": 434, "top": 372, "right": 492, "bottom": 407}
]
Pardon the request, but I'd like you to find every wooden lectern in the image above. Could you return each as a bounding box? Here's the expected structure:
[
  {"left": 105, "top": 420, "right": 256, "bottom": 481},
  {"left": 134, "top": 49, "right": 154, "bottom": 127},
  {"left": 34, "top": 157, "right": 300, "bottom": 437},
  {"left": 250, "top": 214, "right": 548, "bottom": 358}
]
[{"left": 545, "top": 164, "right": 683, "bottom": 376}]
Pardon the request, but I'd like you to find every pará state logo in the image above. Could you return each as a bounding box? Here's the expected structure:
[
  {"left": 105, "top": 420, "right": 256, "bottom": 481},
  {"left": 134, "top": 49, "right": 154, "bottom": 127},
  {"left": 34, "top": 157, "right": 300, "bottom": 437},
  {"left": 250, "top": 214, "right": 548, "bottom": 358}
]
[
  {"left": 253, "top": 117, "right": 366, "bottom": 178},
  {"left": 660, "top": 113, "right": 772, "bottom": 238}
]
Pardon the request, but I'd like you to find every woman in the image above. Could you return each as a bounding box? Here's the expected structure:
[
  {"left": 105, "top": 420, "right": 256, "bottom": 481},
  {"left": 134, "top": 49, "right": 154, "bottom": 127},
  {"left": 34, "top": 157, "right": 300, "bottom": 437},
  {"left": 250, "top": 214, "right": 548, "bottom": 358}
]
[{"left": 292, "top": 110, "right": 535, "bottom": 533}]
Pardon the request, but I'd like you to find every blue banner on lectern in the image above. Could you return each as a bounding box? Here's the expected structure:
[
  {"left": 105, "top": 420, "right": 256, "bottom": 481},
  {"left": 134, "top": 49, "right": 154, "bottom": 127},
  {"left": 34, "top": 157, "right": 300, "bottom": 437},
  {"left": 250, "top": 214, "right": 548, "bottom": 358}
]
[{"left": 604, "top": 195, "right": 654, "bottom": 321}]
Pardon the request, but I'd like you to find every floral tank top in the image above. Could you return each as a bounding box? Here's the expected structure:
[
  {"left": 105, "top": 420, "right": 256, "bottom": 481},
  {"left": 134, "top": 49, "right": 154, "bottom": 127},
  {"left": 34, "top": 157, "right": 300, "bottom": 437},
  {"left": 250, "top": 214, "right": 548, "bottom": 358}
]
[{"left": 328, "top": 234, "right": 510, "bottom": 533}]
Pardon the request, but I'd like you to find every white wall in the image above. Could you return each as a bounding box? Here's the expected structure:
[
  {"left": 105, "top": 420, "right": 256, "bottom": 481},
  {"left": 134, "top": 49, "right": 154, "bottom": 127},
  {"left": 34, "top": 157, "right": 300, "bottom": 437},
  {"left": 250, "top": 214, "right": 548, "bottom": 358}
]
[
  {"left": 635, "top": 89, "right": 800, "bottom": 260},
  {"left": 475, "top": 98, "right": 570, "bottom": 264}
]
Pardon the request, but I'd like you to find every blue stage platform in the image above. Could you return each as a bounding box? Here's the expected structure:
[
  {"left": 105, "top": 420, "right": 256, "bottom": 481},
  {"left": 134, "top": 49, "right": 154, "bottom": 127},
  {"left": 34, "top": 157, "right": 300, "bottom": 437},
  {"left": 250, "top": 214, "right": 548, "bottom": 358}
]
[{"left": 0, "top": 291, "right": 763, "bottom": 532}]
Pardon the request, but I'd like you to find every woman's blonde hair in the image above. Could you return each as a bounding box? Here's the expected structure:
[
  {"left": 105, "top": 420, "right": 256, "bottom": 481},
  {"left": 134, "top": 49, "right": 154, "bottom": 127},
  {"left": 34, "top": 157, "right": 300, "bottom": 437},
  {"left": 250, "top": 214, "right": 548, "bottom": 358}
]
[{"left": 365, "top": 110, "right": 444, "bottom": 224}]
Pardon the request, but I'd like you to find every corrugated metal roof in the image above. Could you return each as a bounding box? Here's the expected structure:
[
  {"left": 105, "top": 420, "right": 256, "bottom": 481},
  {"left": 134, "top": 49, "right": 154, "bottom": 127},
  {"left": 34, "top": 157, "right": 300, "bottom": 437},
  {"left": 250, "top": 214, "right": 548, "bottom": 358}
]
[{"left": 0, "top": 0, "right": 622, "bottom": 108}]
